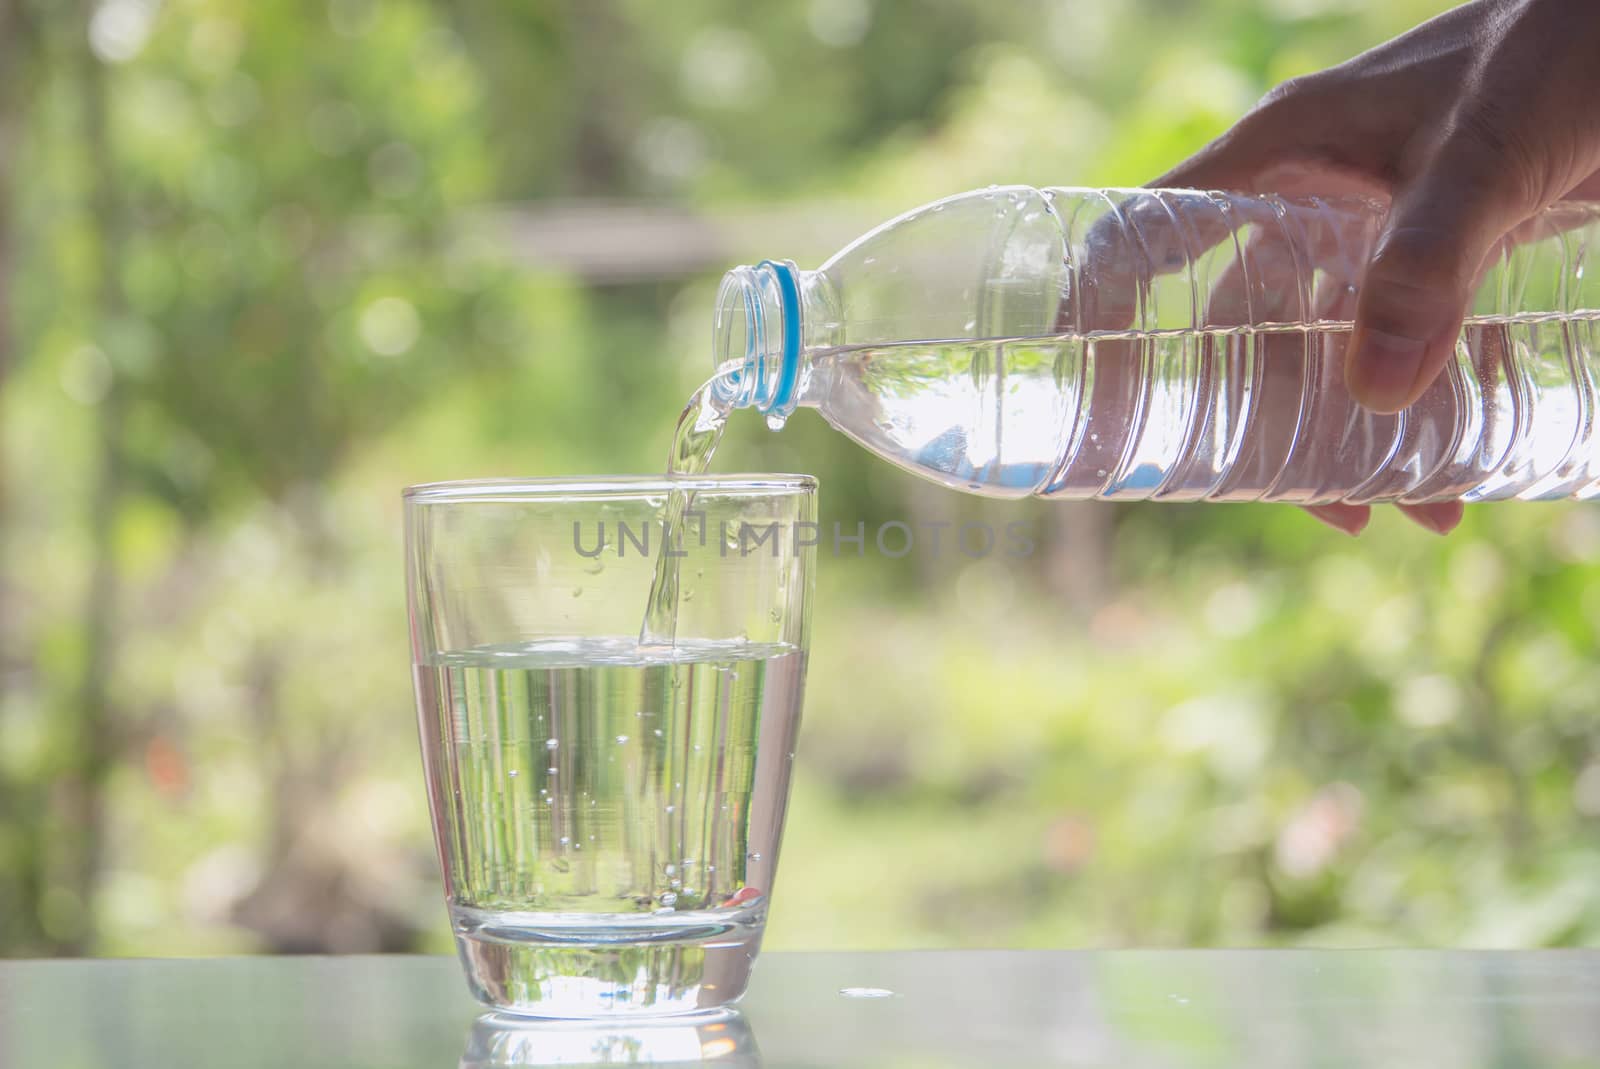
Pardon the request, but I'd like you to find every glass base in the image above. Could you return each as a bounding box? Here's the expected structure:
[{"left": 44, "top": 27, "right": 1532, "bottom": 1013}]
[
  {"left": 461, "top": 1008, "right": 761, "bottom": 1067},
  {"left": 451, "top": 902, "right": 764, "bottom": 1018}
]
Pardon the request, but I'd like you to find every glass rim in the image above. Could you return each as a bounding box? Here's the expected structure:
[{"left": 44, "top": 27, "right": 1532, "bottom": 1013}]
[{"left": 403, "top": 473, "right": 817, "bottom": 503}]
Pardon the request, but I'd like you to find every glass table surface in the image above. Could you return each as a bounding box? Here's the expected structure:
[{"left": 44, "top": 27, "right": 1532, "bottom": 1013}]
[{"left": 3, "top": 950, "right": 1599, "bottom": 1067}]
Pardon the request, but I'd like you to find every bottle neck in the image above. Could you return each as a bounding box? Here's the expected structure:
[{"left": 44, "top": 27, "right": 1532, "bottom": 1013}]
[{"left": 711, "top": 260, "right": 834, "bottom": 421}]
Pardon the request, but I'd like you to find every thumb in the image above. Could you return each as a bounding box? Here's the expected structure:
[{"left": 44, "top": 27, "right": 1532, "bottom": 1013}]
[{"left": 1348, "top": 136, "right": 1535, "bottom": 413}]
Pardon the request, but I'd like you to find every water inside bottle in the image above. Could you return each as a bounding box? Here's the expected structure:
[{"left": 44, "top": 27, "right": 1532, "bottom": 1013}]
[{"left": 725, "top": 311, "right": 1600, "bottom": 504}]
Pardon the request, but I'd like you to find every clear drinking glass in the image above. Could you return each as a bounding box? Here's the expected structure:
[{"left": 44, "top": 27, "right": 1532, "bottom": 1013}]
[{"left": 405, "top": 476, "right": 815, "bottom": 1017}]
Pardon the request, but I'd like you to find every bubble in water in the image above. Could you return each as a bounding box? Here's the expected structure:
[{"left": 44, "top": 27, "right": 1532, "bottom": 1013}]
[
  {"left": 546, "top": 766, "right": 558, "bottom": 775},
  {"left": 558, "top": 836, "right": 570, "bottom": 846},
  {"left": 664, "top": 864, "right": 677, "bottom": 876},
  {"left": 508, "top": 770, "right": 519, "bottom": 779},
  {"left": 664, "top": 804, "right": 676, "bottom": 814},
  {"left": 615, "top": 734, "right": 630, "bottom": 744},
  {"left": 769, "top": 608, "right": 781, "bottom": 623},
  {"left": 746, "top": 852, "right": 763, "bottom": 862},
  {"left": 766, "top": 412, "right": 787, "bottom": 432},
  {"left": 654, "top": 729, "right": 664, "bottom": 738},
  {"left": 659, "top": 892, "right": 678, "bottom": 907},
  {"left": 545, "top": 739, "right": 559, "bottom": 751},
  {"left": 840, "top": 987, "right": 896, "bottom": 999}
]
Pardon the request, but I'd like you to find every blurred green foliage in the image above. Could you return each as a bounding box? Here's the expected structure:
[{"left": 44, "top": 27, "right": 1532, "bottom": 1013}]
[{"left": 2, "top": 0, "right": 1599, "bottom": 959}]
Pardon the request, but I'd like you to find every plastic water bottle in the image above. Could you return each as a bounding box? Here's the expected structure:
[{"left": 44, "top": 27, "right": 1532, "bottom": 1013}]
[{"left": 710, "top": 186, "right": 1600, "bottom": 503}]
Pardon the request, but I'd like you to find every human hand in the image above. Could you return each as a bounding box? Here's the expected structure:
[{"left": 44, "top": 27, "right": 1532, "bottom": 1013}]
[{"left": 1154, "top": 0, "right": 1600, "bottom": 535}]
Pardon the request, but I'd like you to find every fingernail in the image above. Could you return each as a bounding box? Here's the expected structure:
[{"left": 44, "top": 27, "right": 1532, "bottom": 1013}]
[
  {"left": 1306, "top": 506, "right": 1368, "bottom": 537},
  {"left": 1348, "top": 327, "right": 1426, "bottom": 413},
  {"left": 1409, "top": 505, "right": 1464, "bottom": 536}
]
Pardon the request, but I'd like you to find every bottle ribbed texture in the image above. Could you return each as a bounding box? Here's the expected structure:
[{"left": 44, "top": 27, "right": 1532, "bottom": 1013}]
[{"left": 1042, "top": 189, "right": 1599, "bottom": 503}]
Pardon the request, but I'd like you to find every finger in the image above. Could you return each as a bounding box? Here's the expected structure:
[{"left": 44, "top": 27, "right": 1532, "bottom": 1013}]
[
  {"left": 1397, "top": 500, "right": 1464, "bottom": 535},
  {"left": 1305, "top": 504, "right": 1370, "bottom": 536},
  {"left": 1348, "top": 128, "right": 1543, "bottom": 414}
]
